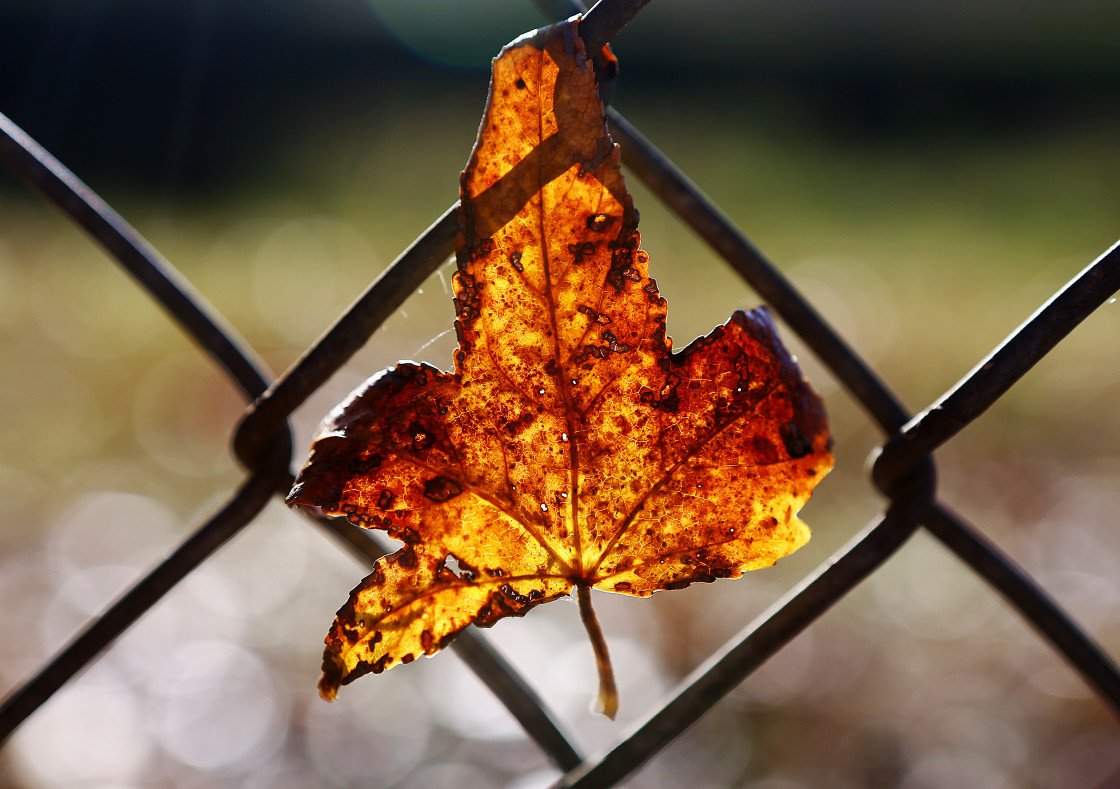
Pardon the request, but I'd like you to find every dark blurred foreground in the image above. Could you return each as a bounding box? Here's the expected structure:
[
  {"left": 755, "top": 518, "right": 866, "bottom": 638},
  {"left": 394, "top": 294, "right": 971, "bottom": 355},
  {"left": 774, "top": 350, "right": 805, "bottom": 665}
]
[{"left": 1, "top": 0, "right": 1117, "bottom": 195}]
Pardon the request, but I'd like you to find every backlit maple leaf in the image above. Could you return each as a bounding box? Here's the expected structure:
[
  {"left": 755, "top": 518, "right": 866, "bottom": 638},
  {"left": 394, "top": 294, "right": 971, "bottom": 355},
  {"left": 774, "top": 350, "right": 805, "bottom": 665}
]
[{"left": 287, "top": 19, "right": 832, "bottom": 718}]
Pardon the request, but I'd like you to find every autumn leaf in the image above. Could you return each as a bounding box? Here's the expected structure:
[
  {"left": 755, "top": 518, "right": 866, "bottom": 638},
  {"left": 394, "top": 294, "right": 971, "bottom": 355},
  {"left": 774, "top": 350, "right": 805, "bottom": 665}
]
[{"left": 287, "top": 19, "right": 832, "bottom": 718}]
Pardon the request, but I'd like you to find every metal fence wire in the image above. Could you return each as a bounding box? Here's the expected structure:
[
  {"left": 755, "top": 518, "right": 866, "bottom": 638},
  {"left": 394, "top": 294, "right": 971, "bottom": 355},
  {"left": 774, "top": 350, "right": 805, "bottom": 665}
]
[{"left": 2, "top": 0, "right": 1119, "bottom": 785}]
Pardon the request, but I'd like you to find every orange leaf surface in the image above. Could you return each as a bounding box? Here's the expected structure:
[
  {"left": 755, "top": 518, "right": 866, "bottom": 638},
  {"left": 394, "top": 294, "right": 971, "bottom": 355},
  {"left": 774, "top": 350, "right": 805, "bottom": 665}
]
[{"left": 287, "top": 19, "right": 832, "bottom": 718}]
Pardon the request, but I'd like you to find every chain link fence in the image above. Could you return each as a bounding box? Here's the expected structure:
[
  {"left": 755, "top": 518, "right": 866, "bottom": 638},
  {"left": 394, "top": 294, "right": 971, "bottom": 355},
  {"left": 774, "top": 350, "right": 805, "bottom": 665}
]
[{"left": 1, "top": 0, "right": 1118, "bottom": 785}]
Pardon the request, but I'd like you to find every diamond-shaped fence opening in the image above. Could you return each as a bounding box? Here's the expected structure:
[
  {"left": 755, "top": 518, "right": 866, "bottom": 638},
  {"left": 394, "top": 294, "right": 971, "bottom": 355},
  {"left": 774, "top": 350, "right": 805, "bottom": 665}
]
[{"left": 1, "top": 0, "right": 1118, "bottom": 786}]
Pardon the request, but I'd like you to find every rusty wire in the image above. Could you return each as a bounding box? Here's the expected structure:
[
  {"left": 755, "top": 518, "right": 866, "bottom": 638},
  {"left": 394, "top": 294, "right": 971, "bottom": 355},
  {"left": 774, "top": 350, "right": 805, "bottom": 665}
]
[{"left": 1, "top": 0, "right": 1119, "bottom": 784}]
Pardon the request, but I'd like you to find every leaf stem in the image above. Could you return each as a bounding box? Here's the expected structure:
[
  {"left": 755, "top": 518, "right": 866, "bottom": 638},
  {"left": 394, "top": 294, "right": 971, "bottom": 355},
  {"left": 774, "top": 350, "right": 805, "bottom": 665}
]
[{"left": 577, "top": 584, "right": 618, "bottom": 719}]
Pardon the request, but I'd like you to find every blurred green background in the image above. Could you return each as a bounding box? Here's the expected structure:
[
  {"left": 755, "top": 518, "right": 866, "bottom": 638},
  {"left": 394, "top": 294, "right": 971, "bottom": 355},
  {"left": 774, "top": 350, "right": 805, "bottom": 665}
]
[{"left": 1, "top": 1, "right": 1118, "bottom": 787}]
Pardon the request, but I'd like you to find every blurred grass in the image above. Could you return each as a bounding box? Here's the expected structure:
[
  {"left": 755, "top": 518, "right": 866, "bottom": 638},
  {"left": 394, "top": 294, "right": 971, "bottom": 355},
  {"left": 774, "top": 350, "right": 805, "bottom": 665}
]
[{"left": 1, "top": 54, "right": 1119, "bottom": 788}]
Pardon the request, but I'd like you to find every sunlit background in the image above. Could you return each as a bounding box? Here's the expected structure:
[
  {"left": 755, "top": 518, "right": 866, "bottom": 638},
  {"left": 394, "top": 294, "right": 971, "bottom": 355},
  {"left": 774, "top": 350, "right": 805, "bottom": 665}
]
[{"left": 1, "top": 1, "right": 1119, "bottom": 787}]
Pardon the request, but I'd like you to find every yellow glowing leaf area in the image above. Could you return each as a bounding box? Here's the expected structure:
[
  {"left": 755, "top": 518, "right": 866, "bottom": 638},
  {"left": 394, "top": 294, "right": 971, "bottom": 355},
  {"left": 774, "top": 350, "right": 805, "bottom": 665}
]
[{"left": 287, "top": 19, "right": 833, "bottom": 718}]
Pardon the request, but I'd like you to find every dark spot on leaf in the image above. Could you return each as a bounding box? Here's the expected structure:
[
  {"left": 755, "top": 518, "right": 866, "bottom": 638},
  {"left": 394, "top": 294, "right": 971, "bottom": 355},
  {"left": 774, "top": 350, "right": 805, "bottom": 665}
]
[
  {"left": 503, "top": 411, "right": 535, "bottom": 435},
  {"left": 568, "top": 240, "right": 597, "bottom": 263},
  {"left": 349, "top": 453, "right": 383, "bottom": 475},
  {"left": 587, "top": 213, "right": 615, "bottom": 232},
  {"left": 749, "top": 436, "right": 780, "bottom": 465},
  {"left": 780, "top": 421, "right": 813, "bottom": 459},
  {"left": 500, "top": 583, "right": 531, "bottom": 606},
  {"left": 468, "top": 238, "right": 494, "bottom": 261},
  {"left": 388, "top": 524, "right": 421, "bottom": 545},
  {"left": 424, "top": 476, "right": 463, "bottom": 503},
  {"left": 409, "top": 421, "right": 436, "bottom": 452},
  {"left": 346, "top": 659, "right": 376, "bottom": 683}
]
